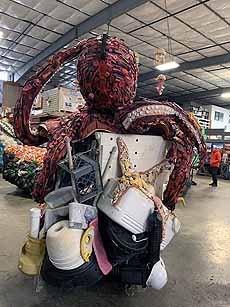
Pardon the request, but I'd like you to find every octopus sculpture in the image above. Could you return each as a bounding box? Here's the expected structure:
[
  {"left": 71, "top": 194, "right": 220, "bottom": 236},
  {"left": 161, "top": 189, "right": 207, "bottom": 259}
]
[{"left": 13, "top": 35, "right": 206, "bottom": 210}]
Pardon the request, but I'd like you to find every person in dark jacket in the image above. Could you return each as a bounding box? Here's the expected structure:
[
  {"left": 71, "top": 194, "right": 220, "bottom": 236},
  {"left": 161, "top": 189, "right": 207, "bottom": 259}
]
[{"left": 209, "top": 146, "right": 221, "bottom": 187}]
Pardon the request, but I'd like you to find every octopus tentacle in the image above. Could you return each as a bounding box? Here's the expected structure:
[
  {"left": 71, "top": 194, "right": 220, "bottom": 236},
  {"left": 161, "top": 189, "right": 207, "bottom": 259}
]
[
  {"left": 32, "top": 111, "right": 88, "bottom": 202},
  {"left": 13, "top": 40, "right": 89, "bottom": 201},
  {"left": 13, "top": 40, "right": 86, "bottom": 146},
  {"left": 119, "top": 100, "right": 207, "bottom": 210}
]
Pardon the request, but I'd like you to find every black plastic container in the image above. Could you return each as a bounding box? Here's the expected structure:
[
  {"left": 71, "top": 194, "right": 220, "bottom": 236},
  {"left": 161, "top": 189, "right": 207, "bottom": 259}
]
[{"left": 41, "top": 251, "right": 103, "bottom": 288}]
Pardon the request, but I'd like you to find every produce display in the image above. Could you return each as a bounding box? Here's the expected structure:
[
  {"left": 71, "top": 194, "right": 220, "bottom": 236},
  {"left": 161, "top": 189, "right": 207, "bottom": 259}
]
[
  {"left": 3, "top": 145, "right": 46, "bottom": 194},
  {"left": 0, "top": 117, "right": 16, "bottom": 138},
  {"left": 0, "top": 143, "right": 4, "bottom": 171},
  {"left": 0, "top": 132, "right": 17, "bottom": 148},
  {"left": 0, "top": 118, "right": 18, "bottom": 171}
]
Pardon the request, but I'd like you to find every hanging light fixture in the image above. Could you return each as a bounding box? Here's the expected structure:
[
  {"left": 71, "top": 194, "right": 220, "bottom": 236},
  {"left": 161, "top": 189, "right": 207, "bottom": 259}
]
[
  {"left": 155, "top": 0, "right": 179, "bottom": 72},
  {"left": 156, "top": 61, "right": 179, "bottom": 71},
  {"left": 221, "top": 92, "right": 230, "bottom": 99}
]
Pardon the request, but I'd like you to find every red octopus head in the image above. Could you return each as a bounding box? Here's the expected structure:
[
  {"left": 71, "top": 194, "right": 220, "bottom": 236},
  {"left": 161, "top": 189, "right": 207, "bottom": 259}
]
[{"left": 77, "top": 35, "right": 138, "bottom": 113}]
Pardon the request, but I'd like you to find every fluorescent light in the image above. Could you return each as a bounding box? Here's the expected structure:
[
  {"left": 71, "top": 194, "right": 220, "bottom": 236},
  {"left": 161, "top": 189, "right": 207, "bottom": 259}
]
[
  {"left": 0, "top": 71, "right": 8, "bottom": 81},
  {"left": 0, "top": 31, "right": 3, "bottom": 38},
  {"left": 221, "top": 92, "right": 230, "bottom": 99},
  {"left": 155, "top": 61, "right": 180, "bottom": 71}
]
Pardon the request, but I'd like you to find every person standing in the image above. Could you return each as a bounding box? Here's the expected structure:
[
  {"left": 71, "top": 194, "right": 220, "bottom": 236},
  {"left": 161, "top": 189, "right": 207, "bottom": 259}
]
[{"left": 209, "top": 146, "right": 221, "bottom": 187}]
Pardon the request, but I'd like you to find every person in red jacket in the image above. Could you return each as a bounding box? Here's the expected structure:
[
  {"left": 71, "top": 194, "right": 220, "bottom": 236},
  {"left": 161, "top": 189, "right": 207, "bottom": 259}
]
[{"left": 209, "top": 146, "right": 222, "bottom": 187}]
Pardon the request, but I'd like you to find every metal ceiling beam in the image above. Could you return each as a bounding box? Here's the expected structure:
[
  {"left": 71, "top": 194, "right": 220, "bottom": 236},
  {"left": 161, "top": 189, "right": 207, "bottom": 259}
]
[
  {"left": 14, "top": 0, "right": 149, "bottom": 82},
  {"left": 169, "top": 87, "right": 230, "bottom": 103},
  {"left": 139, "top": 53, "right": 230, "bottom": 83}
]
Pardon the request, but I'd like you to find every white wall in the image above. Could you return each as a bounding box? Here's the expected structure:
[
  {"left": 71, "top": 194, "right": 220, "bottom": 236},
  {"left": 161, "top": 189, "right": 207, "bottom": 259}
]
[{"left": 206, "top": 105, "right": 230, "bottom": 131}]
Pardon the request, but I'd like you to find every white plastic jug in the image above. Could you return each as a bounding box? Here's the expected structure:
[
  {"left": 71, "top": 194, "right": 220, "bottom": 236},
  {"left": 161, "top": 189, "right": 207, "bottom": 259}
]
[
  {"left": 146, "top": 258, "right": 168, "bottom": 289},
  {"left": 46, "top": 220, "right": 85, "bottom": 270},
  {"left": 160, "top": 212, "right": 181, "bottom": 250}
]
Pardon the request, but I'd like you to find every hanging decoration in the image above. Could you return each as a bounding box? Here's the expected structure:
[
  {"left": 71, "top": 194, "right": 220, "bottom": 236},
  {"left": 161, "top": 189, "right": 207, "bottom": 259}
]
[
  {"left": 153, "top": 0, "right": 179, "bottom": 96},
  {"left": 154, "top": 48, "right": 166, "bottom": 66},
  {"left": 156, "top": 74, "right": 166, "bottom": 95},
  {"left": 154, "top": 48, "right": 167, "bottom": 95}
]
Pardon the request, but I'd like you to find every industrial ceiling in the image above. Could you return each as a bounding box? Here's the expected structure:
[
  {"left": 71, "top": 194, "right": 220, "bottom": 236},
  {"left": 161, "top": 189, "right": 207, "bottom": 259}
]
[{"left": 0, "top": 0, "right": 230, "bottom": 108}]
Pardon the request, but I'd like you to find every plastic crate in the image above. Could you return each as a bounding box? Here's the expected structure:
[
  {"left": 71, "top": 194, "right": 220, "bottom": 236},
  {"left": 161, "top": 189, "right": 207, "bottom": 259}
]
[{"left": 58, "top": 151, "right": 103, "bottom": 203}]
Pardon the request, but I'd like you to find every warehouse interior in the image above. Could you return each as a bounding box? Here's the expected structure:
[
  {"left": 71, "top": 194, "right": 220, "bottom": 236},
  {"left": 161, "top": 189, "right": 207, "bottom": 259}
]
[{"left": 0, "top": 1, "right": 230, "bottom": 306}]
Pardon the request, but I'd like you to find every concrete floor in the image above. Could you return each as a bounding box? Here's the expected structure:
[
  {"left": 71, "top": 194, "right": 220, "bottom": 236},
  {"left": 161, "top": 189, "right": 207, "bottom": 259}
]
[{"left": 0, "top": 175, "right": 230, "bottom": 307}]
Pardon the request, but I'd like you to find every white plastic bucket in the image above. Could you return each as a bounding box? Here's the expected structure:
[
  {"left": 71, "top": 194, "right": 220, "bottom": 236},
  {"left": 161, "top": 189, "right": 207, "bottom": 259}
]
[
  {"left": 29, "top": 208, "right": 41, "bottom": 239},
  {"left": 97, "top": 181, "right": 154, "bottom": 234},
  {"left": 44, "top": 186, "right": 74, "bottom": 209}
]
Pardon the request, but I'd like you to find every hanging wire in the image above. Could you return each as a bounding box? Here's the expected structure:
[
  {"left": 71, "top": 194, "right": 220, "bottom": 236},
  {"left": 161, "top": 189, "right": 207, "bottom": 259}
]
[
  {"left": 164, "top": 0, "right": 173, "bottom": 60},
  {"left": 107, "top": 19, "right": 111, "bottom": 36}
]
